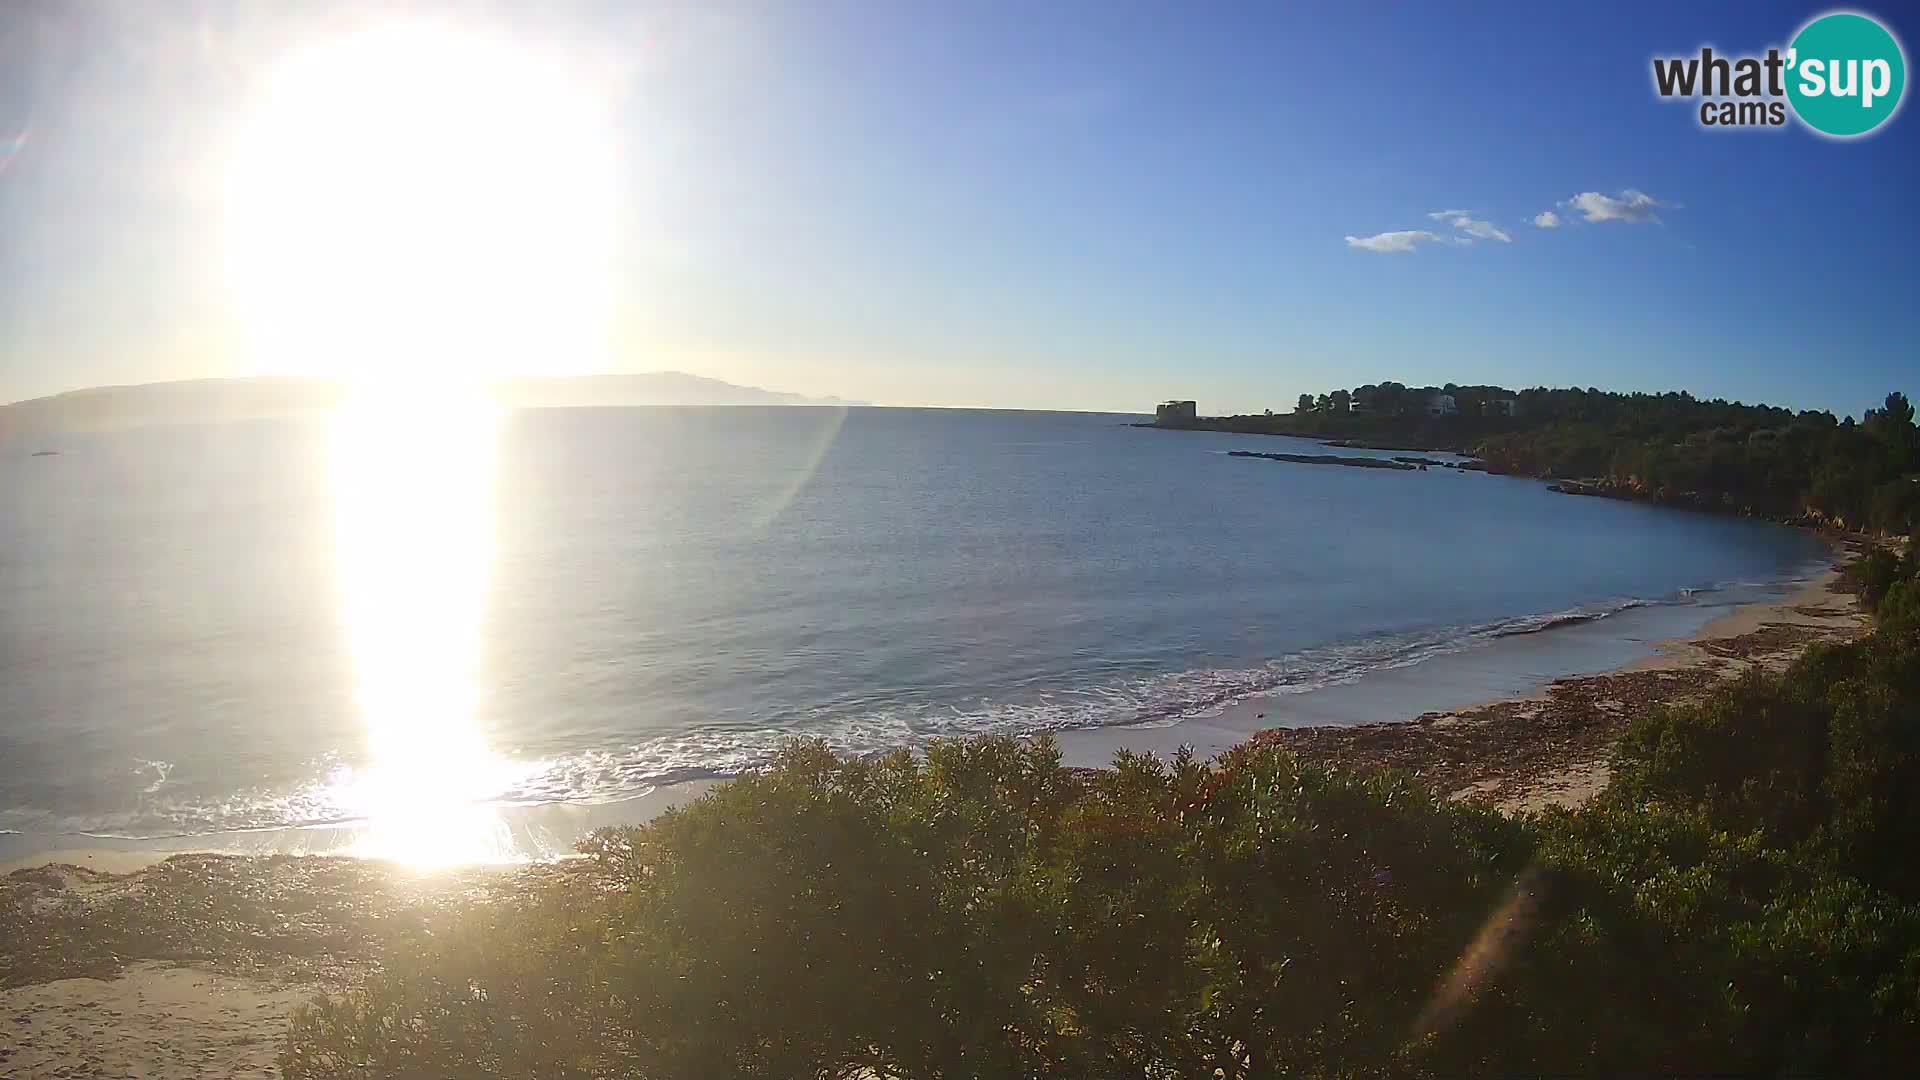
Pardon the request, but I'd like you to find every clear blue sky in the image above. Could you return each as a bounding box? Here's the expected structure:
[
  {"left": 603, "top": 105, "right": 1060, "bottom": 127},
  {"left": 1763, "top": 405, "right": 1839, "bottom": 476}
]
[{"left": 0, "top": 0, "right": 1914, "bottom": 415}]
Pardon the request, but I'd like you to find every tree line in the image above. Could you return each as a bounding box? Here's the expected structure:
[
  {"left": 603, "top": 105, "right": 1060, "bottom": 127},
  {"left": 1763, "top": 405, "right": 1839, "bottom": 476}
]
[{"left": 1233, "top": 384, "right": 1920, "bottom": 534}]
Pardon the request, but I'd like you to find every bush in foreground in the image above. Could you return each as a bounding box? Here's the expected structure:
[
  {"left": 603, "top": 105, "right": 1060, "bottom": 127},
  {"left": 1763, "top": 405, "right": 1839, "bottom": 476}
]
[
  {"left": 283, "top": 738, "right": 1920, "bottom": 1077},
  {"left": 284, "top": 741, "right": 1536, "bottom": 1078}
]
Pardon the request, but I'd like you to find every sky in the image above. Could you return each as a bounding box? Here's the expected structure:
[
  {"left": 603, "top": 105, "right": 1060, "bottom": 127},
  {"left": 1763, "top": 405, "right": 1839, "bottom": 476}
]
[{"left": 0, "top": 0, "right": 1915, "bottom": 416}]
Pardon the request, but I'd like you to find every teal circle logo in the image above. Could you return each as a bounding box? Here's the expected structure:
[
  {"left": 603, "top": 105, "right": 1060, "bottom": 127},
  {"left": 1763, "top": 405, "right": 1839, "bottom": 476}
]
[{"left": 1786, "top": 12, "right": 1906, "bottom": 137}]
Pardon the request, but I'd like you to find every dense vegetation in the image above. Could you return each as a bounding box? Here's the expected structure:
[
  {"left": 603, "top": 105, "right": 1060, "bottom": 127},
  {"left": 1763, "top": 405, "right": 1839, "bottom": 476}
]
[
  {"left": 282, "top": 540, "right": 1920, "bottom": 1079},
  {"left": 1217, "top": 384, "right": 1920, "bottom": 534}
]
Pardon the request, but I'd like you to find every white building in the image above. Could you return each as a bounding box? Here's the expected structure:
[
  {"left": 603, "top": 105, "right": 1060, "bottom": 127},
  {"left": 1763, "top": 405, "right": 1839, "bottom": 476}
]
[
  {"left": 1425, "top": 393, "right": 1458, "bottom": 416},
  {"left": 1484, "top": 397, "right": 1519, "bottom": 417}
]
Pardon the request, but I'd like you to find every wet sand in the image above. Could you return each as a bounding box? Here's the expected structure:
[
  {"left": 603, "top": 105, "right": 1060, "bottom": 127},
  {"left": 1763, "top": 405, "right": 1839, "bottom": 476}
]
[{"left": 1251, "top": 567, "right": 1865, "bottom": 813}]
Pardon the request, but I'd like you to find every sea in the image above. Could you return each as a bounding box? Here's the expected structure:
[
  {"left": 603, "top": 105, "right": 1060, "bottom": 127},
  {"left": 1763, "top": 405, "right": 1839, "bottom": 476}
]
[{"left": 0, "top": 406, "right": 1831, "bottom": 861}]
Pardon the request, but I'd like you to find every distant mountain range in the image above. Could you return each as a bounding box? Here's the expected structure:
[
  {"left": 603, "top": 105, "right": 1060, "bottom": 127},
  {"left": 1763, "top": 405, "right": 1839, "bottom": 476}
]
[{"left": 0, "top": 372, "right": 863, "bottom": 437}]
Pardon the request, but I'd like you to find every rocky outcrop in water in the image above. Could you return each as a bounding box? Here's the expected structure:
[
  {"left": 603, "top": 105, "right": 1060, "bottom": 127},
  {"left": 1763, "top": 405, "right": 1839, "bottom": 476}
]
[
  {"left": 1227, "top": 450, "right": 1417, "bottom": 470},
  {"left": 1390, "top": 455, "right": 1488, "bottom": 471}
]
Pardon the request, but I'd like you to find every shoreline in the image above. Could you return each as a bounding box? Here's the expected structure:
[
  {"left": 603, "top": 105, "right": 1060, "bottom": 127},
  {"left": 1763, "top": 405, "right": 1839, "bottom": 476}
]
[
  {"left": 3, "top": 548, "right": 1860, "bottom": 877},
  {"left": 1249, "top": 562, "right": 1865, "bottom": 813},
  {"left": 1049, "top": 550, "right": 1857, "bottom": 770}
]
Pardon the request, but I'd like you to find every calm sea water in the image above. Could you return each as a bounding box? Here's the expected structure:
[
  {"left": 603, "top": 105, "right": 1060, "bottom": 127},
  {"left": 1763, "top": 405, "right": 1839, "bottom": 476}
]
[{"left": 0, "top": 406, "right": 1828, "bottom": 851}]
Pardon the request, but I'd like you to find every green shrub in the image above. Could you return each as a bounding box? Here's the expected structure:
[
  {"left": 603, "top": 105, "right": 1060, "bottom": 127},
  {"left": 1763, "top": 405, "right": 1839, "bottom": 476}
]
[
  {"left": 280, "top": 740, "right": 1545, "bottom": 1079},
  {"left": 1870, "top": 478, "right": 1920, "bottom": 536},
  {"left": 1812, "top": 633, "right": 1920, "bottom": 897},
  {"left": 1524, "top": 802, "right": 1920, "bottom": 1074},
  {"left": 1880, "top": 578, "right": 1920, "bottom": 635},
  {"left": 279, "top": 718, "right": 1920, "bottom": 1078},
  {"left": 1851, "top": 548, "right": 1905, "bottom": 610},
  {"left": 277, "top": 878, "right": 615, "bottom": 1079},
  {"left": 1609, "top": 667, "right": 1835, "bottom": 845}
]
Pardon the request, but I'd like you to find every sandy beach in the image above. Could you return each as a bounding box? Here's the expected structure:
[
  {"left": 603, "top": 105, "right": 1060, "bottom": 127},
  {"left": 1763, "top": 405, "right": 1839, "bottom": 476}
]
[
  {"left": 1249, "top": 564, "right": 1867, "bottom": 813},
  {"left": 1051, "top": 553, "right": 1864, "bottom": 776},
  {"left": 0, "top": 555, "right": 1870, "bottom": 1077},
  {"left": 1, "top": 965, "right": 313, "bottom": 1079},
  {"left": 0, "top": 855, "right": 600, "bottom": 1078}
]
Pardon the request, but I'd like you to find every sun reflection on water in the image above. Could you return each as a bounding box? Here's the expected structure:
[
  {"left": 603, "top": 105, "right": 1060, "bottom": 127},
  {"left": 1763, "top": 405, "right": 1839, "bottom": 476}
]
[
  {"left": 223, "top": 21, "right": 618, "bottom": 865},
  {"left": 328, "top": 388, "right": 522, "bottom": 866}
]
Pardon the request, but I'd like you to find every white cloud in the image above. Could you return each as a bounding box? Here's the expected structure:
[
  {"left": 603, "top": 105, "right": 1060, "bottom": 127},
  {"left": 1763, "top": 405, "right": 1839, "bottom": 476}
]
[
  {"left": 1428, "top": 209, "right": 1511, "bottom": 243},
  {"left": 1347, "top": 190, "right": 1667, "bottom": 253},
  {"left": 1344, "top": 230, "right": 1447, "bottom": 253},
  {"left": 1459, "top": 219, "right": 1511, "bottom": 243},
  {"left": 1565, "top": 189, "right": 1669, "bottom": 224}
]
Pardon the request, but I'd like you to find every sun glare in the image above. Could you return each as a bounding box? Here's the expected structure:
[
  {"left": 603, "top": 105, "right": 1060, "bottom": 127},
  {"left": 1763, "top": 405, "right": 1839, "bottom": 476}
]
[
  {"left": 224, "top": 21, "right": 616, "bottom": 385},
  {"left": 224, "top": 22, "right": 614, "bottom": 865},
  {"left": 328, "top": 394, "right": 522, "bottom": 866}
]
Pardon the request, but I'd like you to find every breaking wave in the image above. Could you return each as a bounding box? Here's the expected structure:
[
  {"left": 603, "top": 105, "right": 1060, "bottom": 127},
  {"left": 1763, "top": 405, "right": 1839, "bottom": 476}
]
[{"left": 16, "top": 587, "right": 1722, "bottom": 842}]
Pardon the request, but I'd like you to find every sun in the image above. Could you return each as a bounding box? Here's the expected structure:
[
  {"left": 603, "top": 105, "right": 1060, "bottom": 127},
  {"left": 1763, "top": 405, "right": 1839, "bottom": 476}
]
[{"left": 223, "top": 21, "right": 616, "bottom": 389}]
